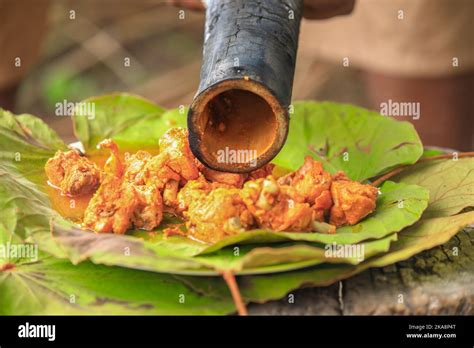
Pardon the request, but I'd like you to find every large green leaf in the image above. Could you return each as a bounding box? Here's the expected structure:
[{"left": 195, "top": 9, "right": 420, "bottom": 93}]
[
  {"left": 47, "top": 223, "right": 398, "bottom": 275},
  {"left": 0, "top": 109, "right": 66, "bottom": 189},
  {"left": 395, "top": 158, "right": 474, "bottom": 218},
  {"left": 274, "top": 101, "right": 423, "bottom": 180},
  {"left": 111, "top": 107, "right": 187, "bottom": 149},
  {"left": 35, "top": 210, "right": 468, "bottom": 315},
  {"left": 183, "top": 211, "right": 474, "bottom": 304},
  {"left": 0, "top": 258, "right": 235, "bottom": 315},
  {"left": 73, "top": 93, "right": 186, "bottom": 151},
  {"left": 4, "top": 212, "right": 471, "bottom": 315},
  {"left": 0, "top": 110, "right": 66, "bottom": 151}
]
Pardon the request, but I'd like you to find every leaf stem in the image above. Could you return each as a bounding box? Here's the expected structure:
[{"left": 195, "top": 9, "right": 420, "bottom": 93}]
[
  {"left": 371, "top": 152, "right": 474, "bottom": 187},
  {"left": 221, "top": 270, "right": 248, "bottom": 316}
]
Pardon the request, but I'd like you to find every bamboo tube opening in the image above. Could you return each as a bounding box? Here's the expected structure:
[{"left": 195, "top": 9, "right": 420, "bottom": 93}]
[
  {"left": 200, "top": 89, "right": 277, "bottom": 165},
  {"left": 188, "top": 79, "right": 288, "bottom": 173}
]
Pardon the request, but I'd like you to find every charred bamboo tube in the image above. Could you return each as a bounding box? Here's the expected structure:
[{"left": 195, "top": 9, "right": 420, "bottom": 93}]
[{"left": 188, "top": 0, "right": 303, "bottom": 173}]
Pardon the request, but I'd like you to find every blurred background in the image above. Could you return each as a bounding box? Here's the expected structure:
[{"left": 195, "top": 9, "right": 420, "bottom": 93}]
[{"left": 1, "top": 0, "right": 473, "bottom": 149}]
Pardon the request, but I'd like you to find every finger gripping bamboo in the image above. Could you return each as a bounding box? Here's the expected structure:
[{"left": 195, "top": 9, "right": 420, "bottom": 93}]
[{"left": 188, "top": 0, "right": 303, "bottom": 173}]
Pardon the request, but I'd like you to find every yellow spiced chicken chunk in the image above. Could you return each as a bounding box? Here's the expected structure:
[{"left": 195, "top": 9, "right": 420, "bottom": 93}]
[
  {"left": 157, "top": 127, "right": 200, "bottom": 183},
  {"left": 195, "top": 162, "right": 246, "bottom": 188},
  {"left": 195, "top": 156, "right": 274, "bottom": 188},
  {"left": 278, "top": 156, "right": 333, "bottom": 221},
  {"left": 83, "top": 140, "right": 163, "bottom": 234},
  {"left": 144, "top": 128, "right": 200, "bottom": 211},
  {"left": 241, "top": 176, "right": 314, "bottom": 232},
  {"left": 329, "top": 172, "right": 379, "bottom": 226},
  {"left": 176, "top": 176, "right": 231, "bottom": 213},
  {"left": 45, "top": 149, "right": 100, "bottom": 196},
  {"left": 183, "top": 187, "right": 254, "bottom": 243}
]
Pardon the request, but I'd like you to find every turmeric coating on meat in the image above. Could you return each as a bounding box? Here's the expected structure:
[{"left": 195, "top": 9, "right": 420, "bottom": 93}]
[
  {"left": 45, "top": 149, "right": 100, "bottom": 196},
  {"left": 45, "top": 127, "right": 378, "bottom": 243},
  {"left": 241, "top": 176, "right": 315, "bottom": 232},
  {"left": 278, "top": 156, "right": 333, "bottom": 222},
  {"left": 195, "top": 159, "right": 274, "bottom": 188},
  {"left": 183, "top": 186, "right": 255, "bottom": 243},
  {"left": 329, "top": 172, "right": 379, "bottom": 227},
  {"left": 82, "top": 139, "right": 163, "bottom": 234}
]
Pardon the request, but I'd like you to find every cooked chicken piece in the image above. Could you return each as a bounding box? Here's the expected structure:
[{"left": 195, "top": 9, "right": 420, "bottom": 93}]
[
  {"left": 184, "top": 187, "right": 254, "bottom": 243},
  {"left": 195, "top": 160, "right": 247, "bottom": 188},
  {"left": 194, "top": 158, "right": 274, "bottom": 188},
  {"left": 176, "top": 176, "right": 212, "bottom": 214},
  {"left": 329, "top": 172, "right": 378, "bottom": 226},
  {"left": 248, "top": 163, "right": 275, "bottom": 180},
  {"left": 83, "top": 140, "right": 163, "bottom": 234},
  {"left": 132, "top": 184, "right": 163, "bottom": 231},
  {"left": 176, "top": 176, "right": 234, "bottom": 214},
  {"left": 159, "top": 127, "right": 271, "bottom": 189},
  {"left": 45, "top": 149, "right": 100, "bottom": 196},
  {"left": 139, "top": 128, "right": 200, "bottom": 210},
  {"left": 139, "top": 153, "right": 180, "bottom": 209},
  {"left": 83, "top": 181, "right": 140, "bottom": 234},
  {"left": 124, "top": 150, "right": 153, "bottom": 185},
  {"left": 123, "top": 151, "right": 164, "bottom": 230},
  {"left": 83, "top": 140, "right": 134, "bottom": 233},
  {"left": 157, "top": 127, "right": 200, "bottom": 183},
  {"left": 278, "top": 156, "right": 333, "bottom": 221},
  {"left": 241, "top": 176, "right": 315, "bottom": 231}
]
